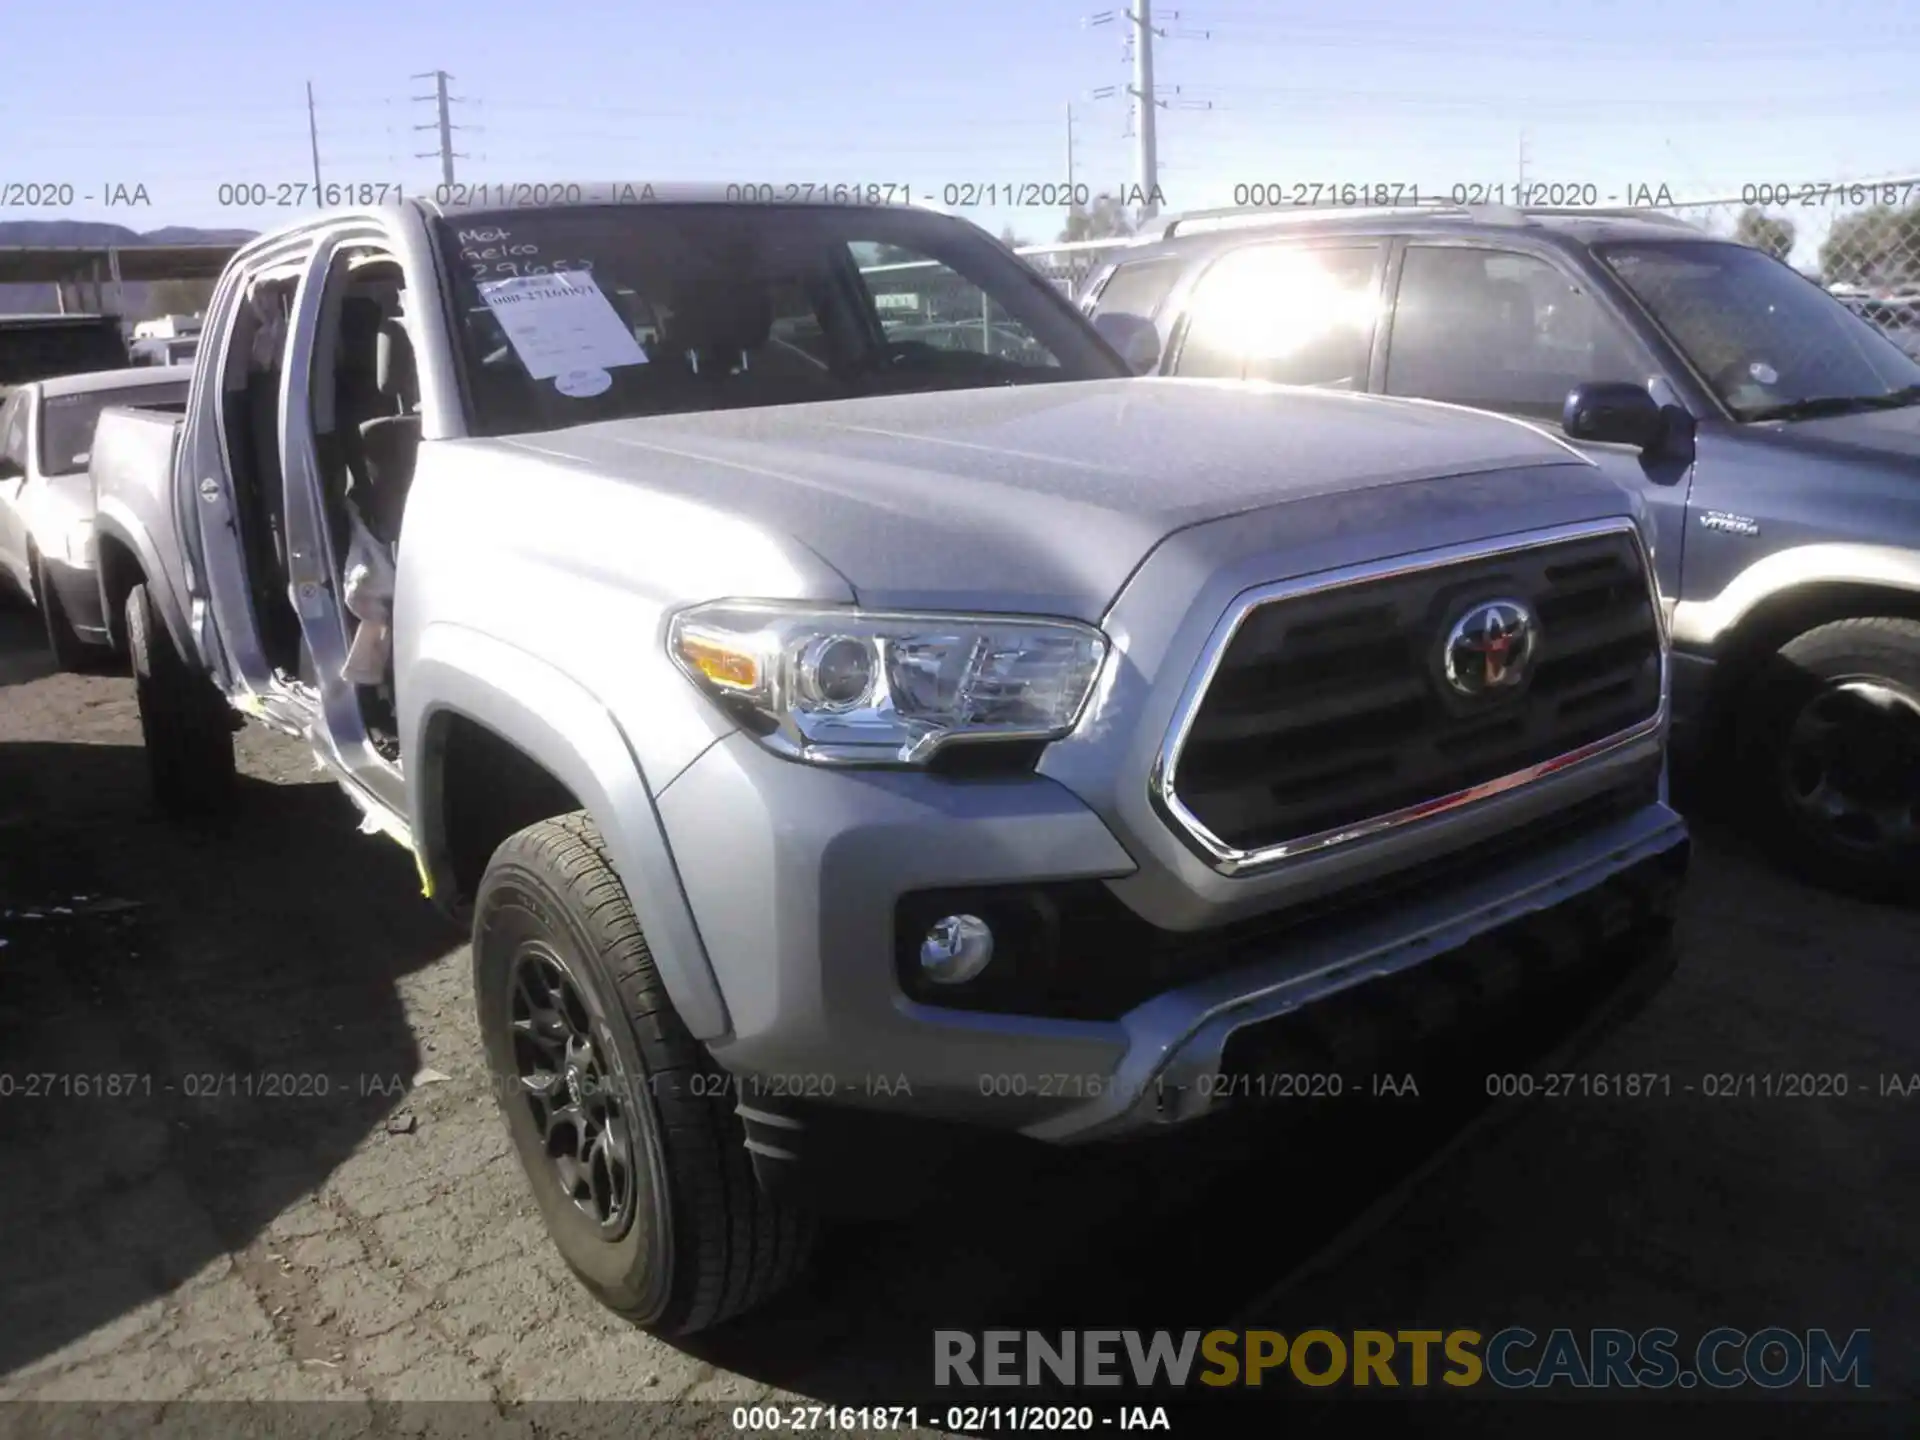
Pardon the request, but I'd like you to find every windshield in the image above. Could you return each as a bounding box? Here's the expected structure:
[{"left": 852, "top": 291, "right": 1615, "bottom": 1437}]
[
  {"left": 1596, "top": 240, "right": 1920, "bottom": 420},
  {"left": 38, "top": 380, "right": 189, "bottom": 476},
  {"left": 435, "top": 204, "right": 1125, "bottom": 438}
]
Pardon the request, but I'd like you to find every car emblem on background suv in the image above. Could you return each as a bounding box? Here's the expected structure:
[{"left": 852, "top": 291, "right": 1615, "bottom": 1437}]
[{"left": 1443, "top": 598, "right": 1537, "bottom": 697}]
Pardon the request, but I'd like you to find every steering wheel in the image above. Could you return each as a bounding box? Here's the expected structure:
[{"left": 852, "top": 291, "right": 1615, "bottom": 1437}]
[
  {"left": 842, "top": 338, "right": 932, "bottom": 383},
  {"left": 882, "top": 339, "right": 943, "bottom": 364}
]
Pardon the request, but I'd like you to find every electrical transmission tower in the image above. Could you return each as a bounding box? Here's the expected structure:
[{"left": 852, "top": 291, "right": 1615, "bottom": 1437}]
[
  {"left": 411, "top": 70, "right": 470, "bottom": 185},
  {"left": 1087, "top": 1, "right": 1210, "bottom": 218}
]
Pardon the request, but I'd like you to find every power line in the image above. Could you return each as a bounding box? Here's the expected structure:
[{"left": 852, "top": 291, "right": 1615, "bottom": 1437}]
[
  {"left": 469, "top": 100, "right": 1072, "bottom": 129},
  {"left": 1177, "top": 13, "right": 1920, "bottom": 52},
  {"left": 1193, "top": 87, "right": 1919, "bottom": 117}
]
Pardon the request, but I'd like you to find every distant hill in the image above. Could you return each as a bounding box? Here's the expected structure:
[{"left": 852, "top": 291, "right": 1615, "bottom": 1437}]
[
  {"left": 0, "top": 221, "right": 259, "bottom": 317},
  {"left": 140, "top": 225, "right": 260, "bottom": 245},
  {"left": 0, "top": 220, "right": 258, "bottom": 247}
]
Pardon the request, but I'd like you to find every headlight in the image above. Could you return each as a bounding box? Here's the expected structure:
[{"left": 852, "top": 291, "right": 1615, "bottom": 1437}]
[
  {"left": 64, "top": 518, "right": 94, "bottom": 567},
  {"left": 668, "top": 601, "right": 1109, "bottom": 765}
]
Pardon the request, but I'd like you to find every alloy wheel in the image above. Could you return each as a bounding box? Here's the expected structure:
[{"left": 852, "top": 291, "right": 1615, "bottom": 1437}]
[{"left": 507, "top": 943, "right": 639, "bottom": 1238}]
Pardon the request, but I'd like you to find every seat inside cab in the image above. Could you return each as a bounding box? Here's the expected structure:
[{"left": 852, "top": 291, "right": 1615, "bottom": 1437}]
[
  {"left": 313, "top": 255, "right": 422, "bottom": 555},
  {"left": 310, "top": 251, "right": 421, "bottom": 760}
]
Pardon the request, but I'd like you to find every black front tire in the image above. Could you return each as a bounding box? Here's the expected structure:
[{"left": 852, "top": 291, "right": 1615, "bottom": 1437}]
[
  {"left": 473, "top": 812, "right": 814, "bottom": 1334},
  {"left": 31, "top": 550, "right": 93, "bottom": 673},
  {"left": 1741, "top": 616, "right": 1920, "bottom": 903},
  {"left": 125, "top": 580, "right": 237, "bottom": 818}
]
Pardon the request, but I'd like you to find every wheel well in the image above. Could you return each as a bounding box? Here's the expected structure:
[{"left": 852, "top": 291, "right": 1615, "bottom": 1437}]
[
  {"left": 429, "top": 713, "right": 582, "bottom": 911},
  {"left": 1705, "top": 581, "right": 1920, "bottom": 720},
  {"left": 96, "top": 536, "right": 145, "bottom": 653}
]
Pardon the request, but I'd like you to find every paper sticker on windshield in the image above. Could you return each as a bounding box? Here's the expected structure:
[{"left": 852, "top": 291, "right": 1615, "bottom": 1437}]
[
  {"left": 1749, "top": 361, "right": 1779, "bottom": 384},
  {"left": 554, "top": 367, "right": 612, "bottom": 398},
  {"left": 477, "top": 270, "right": 647, "bottom": 381}
]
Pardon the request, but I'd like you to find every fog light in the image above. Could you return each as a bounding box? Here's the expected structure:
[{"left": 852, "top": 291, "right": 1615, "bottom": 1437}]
[{"left": 919, "top": 914, "right": 994, "bottom": 984}]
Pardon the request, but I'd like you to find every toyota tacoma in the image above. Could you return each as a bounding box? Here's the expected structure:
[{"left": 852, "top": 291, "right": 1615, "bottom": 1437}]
[{"left": 91, "top": 188, "right": 1690, "bottom": 1333}]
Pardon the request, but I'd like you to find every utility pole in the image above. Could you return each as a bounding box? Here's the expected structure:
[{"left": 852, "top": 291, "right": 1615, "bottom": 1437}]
[
  {"left": 1065, "top": 102, "right": 1078, "bottom": 232},
  {"left": 306, "top": 82, "right": 325, "bottom": 200},
  {"left": 1087, "top": 6, "right": 1208, "bottom": 222},
  {"left": 1066, "top": 102, "right": 1076, "bottom": 191},
  {"left": 1517, "top": 130, "right": 1530, "bottom": 196},
  {"left": 411, "top": 70, "right": 467, "bottom": 185},
  {"left": 1131, "top": 0, "right": 1157, "bottom": 216}
]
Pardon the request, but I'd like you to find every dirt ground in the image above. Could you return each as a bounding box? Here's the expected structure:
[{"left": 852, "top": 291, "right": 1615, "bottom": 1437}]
[{"left": 0, "top": 603, "right": 1913, "bottom": 1438}]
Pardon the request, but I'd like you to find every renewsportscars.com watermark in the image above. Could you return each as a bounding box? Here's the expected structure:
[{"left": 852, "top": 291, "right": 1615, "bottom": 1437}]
[{"left": 934, "top": 1328, "right": 1872, "bottom": 1390}]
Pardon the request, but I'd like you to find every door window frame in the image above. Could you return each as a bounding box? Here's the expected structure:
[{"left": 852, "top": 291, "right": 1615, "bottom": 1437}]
[
  {"left": 1084, "top": 254, "right": 1186, "bottom": 324},
  {"left": 279, "top": 223, "right": 424, "bottom": 797},
  {"left": 1163, "top": 237, "right": 1392, "bottom": 388},
  {"left": 178, "top": 231, "right": 320, "bottom": 698},
  {"left": 1377, "top": 235, "right": 1683, "bottom": 433},
  {"left": 0, "top": 389, "right": 29, "bottom": 590},
  {"left": 0, "top": 389, "right": 29, "bottom": 472}
]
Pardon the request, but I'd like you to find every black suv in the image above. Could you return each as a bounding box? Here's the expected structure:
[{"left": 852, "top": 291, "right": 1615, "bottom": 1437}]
[{"left": 1080, "top": 205, "right": 1920, "bottom": 901}]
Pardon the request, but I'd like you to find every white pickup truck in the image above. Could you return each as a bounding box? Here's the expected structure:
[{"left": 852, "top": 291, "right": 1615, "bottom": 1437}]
[{"left": 0, "top": 364, "right": 191, "bottom": 666}]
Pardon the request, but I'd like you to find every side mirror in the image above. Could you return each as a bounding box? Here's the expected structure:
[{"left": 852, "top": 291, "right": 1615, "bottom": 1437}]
[
  {"left": 1563, "top": 382, "right": 1665, "bottom": 450},
  {"left": 1093, "top": 312, "right": 1163, "bottom": 375}
]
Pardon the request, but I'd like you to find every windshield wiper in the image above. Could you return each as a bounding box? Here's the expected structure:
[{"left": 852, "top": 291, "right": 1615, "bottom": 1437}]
[{"left": 1743, "top": 384, "right": 1920, "bottom": 423}]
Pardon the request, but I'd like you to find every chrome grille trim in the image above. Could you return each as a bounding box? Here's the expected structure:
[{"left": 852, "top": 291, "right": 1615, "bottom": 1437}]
[{"left": 1150, "top": 517, "right": 1669, "bottom": 877}]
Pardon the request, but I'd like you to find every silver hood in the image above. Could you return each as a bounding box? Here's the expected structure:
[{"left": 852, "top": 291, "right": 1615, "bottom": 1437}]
[{"left": 492, "top": 377, "right": 1622, "bottom": 619}]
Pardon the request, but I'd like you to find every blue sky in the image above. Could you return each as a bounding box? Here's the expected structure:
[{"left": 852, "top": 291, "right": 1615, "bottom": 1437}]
[{"left": 8, "top": 0, "right": 1918, "bottom": 263}]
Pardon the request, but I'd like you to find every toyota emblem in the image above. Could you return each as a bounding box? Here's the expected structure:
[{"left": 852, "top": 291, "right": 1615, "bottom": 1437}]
[{"left": 1443, "top": 598, "right": 1537, "bottom": 697}]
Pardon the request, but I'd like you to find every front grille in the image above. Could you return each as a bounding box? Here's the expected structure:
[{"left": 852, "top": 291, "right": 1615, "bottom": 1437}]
[{"left": 1169, "top": 525, "right": 1662, "bottom": 857}]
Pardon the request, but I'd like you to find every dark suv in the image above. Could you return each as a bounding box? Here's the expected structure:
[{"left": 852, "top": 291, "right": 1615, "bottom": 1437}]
[{"left": 1081, "top": 205, "right": 1920, "bottom": 901}]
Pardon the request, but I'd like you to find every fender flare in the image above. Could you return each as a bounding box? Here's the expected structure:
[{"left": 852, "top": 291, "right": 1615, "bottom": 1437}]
[
  {"left": 91, "top": 499, "right": 196, "bottom": 660},
  {"left": 405, "top": 622, "right": 732, "bottom": 1042},
  {"left": 1670, "top": 543, "right": 1920, "bottom": 653}
]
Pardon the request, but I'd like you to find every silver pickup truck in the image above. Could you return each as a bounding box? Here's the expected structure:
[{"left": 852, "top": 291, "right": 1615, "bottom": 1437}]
[{"left": 91, "top": 189, "right": 1690, "bottom": 1334}]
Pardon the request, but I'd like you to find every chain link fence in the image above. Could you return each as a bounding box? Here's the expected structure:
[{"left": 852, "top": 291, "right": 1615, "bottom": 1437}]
[
  {"left": 1011, "top": 240, "right": 1129, "bottom": 300},
  {"left": 853, "top": 240, "right": 1138, "bottom": 362},
  {"left": 1653, "top": 181, "right": 1920, "bottom": 358}
]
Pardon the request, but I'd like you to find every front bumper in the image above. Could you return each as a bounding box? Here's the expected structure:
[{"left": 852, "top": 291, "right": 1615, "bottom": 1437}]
[
  {"left": 1028, "top": 809, "right": 1686, "bottom": 1142},
  {"left": 659, "top": 729, "right": 1688, "bottom": 1147}
]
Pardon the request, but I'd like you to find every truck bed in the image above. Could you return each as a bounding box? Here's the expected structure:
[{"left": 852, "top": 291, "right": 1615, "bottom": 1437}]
[
  {"left": 90, "top": 404, "right": 186, "bottom": 499},
  {"left": 91, "top": 404, "right": 189, "bottom": 565}
]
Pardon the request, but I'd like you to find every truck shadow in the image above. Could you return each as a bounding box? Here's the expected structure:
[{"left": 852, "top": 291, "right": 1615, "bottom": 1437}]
[
  {"left": 0, "top": 603, "right": 56, "bottom": 691},
  {"left": 0, "top": 737, "right": 458, "bottom": 1378},
  {"left": 678, "top": 983, "right": 1672, "bottom": 1419}
]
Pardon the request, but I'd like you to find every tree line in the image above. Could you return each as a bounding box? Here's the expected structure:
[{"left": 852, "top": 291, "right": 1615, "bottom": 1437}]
[{"left": 1733, "top": 204, "right": 1918, "bottom": 290}]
